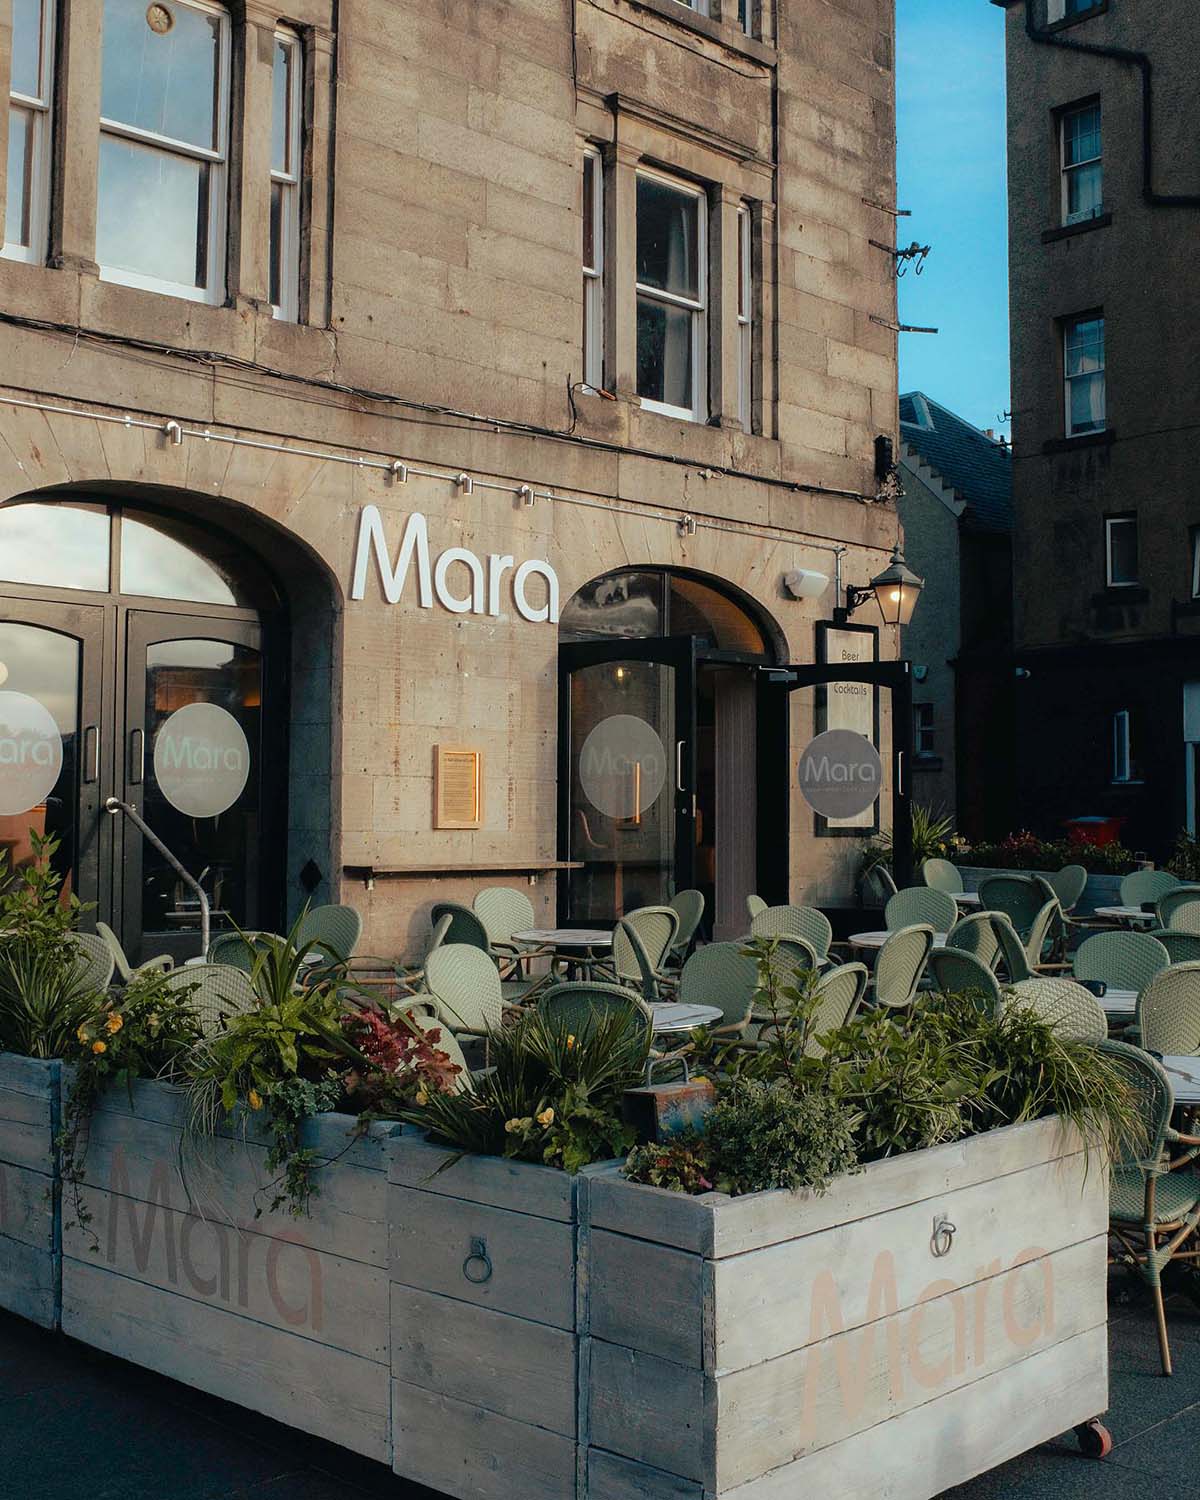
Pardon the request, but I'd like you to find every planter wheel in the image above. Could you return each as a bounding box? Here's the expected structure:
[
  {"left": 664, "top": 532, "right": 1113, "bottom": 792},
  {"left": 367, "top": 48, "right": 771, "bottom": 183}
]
[{"left": 1074, "top": 1420, "right": 1113, "bottom": 1459}]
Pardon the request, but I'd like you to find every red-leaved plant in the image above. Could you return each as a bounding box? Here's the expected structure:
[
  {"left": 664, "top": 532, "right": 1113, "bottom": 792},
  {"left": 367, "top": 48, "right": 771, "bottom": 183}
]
[{"left": 339, "top": 1008, "right": 462, "bottom": 1110}]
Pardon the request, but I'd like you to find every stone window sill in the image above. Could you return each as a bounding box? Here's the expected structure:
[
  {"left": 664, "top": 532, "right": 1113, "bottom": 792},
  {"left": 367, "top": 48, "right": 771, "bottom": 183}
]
[
  {"left": 1043, "top": 428, "right": 1116, "bottom": 455},
  {"left": 1042, "top": 213, "right": 1112, "bottom": 244},
  {"left": 585, "top": 0, "right": 777, "bottom": 67},
  {"left": 1090, "top": 586, "right": 1148, "bottom": 608}
]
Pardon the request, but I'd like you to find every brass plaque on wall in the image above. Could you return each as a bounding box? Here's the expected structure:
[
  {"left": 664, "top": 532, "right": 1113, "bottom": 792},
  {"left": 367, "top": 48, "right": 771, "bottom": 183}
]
[{"left": 434, "top": 745, "right": 483, "bottom": 829}]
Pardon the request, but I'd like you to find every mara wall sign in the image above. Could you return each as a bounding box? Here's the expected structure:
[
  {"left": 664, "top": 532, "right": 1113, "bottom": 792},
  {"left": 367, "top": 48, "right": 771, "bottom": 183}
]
[{"left": 350, "top": 505, "right": 560, "bottom": 623}]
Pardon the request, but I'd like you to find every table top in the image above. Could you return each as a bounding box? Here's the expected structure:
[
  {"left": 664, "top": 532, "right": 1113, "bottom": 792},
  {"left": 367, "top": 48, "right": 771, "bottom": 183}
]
[
  {"left": 650, "top": 1002, "right": 725, "bottom": 1034},
  {"left": 1095, "top": 987, "right": 1138, "bottom": 1015},
  {"left": 1094, "top": 906, "right": 1156, "bottom": 923},
  {"left": 954, "top": 892, "right": 982, "bottom": 906},
  {"left": 849, "top": 930, "right": 948, "bottom": 950},
  {"left": 512, "top": 927, "right": 613, "bottom": 949},
  {"left": 1158, "top": 1055, "right": 1200, "bottom": 1104}
]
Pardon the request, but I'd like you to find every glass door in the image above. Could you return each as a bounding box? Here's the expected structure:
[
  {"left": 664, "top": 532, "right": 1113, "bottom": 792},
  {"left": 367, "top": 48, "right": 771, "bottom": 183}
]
[
  {"left": 0, "top": 600, "right": 106, "bottom": 915},
  {"left": 121, "top": 612, "right": 266, "bottom": 963},
  {"left": 558, "top": 637, "right": 697, "bottom": 923}
]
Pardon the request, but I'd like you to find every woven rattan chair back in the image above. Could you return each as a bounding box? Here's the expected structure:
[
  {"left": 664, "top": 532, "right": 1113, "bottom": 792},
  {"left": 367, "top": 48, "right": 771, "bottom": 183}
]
[
  {"left": 165, "top": 963, "right": 256, "bottom": 1036},
  {"left": 404, "top": 1010, "right": 475, "bottom": 1092},
  {"left": 989, "top": 912, "right": 1033, "bottom": 982},
  {"left": 297, "top": 905, "right": 362, "bottom": 963},
  {"left": 921, "top": 858, "right": 963, "bottom": 895},
  {"left": 1025, "top": 898, "right": 1063, "bottom": 967},
  {"left": 1120, "top": 869, "right": 1181, "bottom": 909},
  {"left": 874, "top": 924, "right": 934, "bottom": 1008},
  {"left": 1045, "top": 864, "right": 1088, "bottom": 911},
  {"left": 1147, "top": 929, "right": 1200, "bottom": 964},
  {"left": 424, "top": 944, "right": 504, "bottom": 1034},
  {"left": 677, "top": 943, "right": 758, "bottom": 1030},
  {"left": 538, "top": 981, "right": 652, "bottom": 1042},
  {"left": 95, "top": 922, "right": 133, "bottom": 983},
  {"left": 884, "top": 886, "right": 957, "bottom": 934},
  {"left": 67, "top": 932, "right": 116, "bottom": 993},
  {"left": 1156, "top": 888, "right": 1200, "bottom": 934},
  {"left": 207, "top": 930, "right": 279, "bottom": 972},
  {"left": 473, "top": 888, "right": 537, "bottom": 949},
  {"left": 928, "top": 949, "right": 1003, "bottom": 1014},
  {"left": 977, "top": 875, "right": 1045, "bottom": 939},
  {"left": 429, "top": 902, "right": 492, "bottom": 953},
  {"left": 945, "top": 911, "right": 1001, "bottom": 969},
  {"left": 1074, "top": 931, "right": 1170, "bottom": 994},
  {"left": 611, "top": 906, "right": 679, "bottom": 989},
  {"left": 805, "top": 963, "right": 869, "bottom": 1053},
  {"left": 1004, "top": 977, "right": 1107, "bottom": 1042},
  {"left": 667, "top": 890, "right": 706, "bottom": 959},
  {"left": 863, "top": 865, "right": 898, "bottom": 905},
  {"left": 746, "top": 894, "right": 768, "bottom": 920},
  {"left": 1137, "top": 961, "right": 1200, "bottom": 1056},
  {"left": 750, "top": 904, "right": 833, "bottom": 961}
]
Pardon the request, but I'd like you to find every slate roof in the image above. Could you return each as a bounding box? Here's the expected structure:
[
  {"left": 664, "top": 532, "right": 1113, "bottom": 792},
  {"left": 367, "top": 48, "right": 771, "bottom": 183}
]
[{"left": 899, "top": 391, "right": 1013, "bottom": 534}]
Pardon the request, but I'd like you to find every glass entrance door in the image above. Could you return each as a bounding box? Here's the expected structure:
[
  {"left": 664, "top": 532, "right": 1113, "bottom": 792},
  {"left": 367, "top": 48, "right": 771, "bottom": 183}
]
[
  {"left": 558, "top": 637, "right": 697, "bottom": 922},
  {"left": 120, "top": 612, "right": 265, "bottom": 963},
  {"left": 0, "top": 601, "right": 106, "bottom": 911}
]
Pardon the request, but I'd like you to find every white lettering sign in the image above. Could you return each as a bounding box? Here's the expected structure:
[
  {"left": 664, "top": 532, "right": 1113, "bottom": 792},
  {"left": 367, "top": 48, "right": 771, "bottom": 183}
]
[
  {"left": 0, "top": 690, "right": 63, "bottom": 815},
  {"left": 154, "top": 703, "right": 250, "bottom": 819},
  {"left": 349, "top": 505, "right": 560, "bottom": 623}
]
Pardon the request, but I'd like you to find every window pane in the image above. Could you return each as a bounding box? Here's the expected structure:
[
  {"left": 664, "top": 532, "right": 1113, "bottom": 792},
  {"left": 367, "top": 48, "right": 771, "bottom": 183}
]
[
  {"left": 0, "top": 502, "right": 111, "bottom": 590},
  {"left": 1070, "top": 371, "right": 1105, "bottom": 432},
  {"left": 637, "top": 177, "right": 699, "bottom": 301},
  {"left": 101, "top": 0, "right": 221, "bottom": 151},
  {"left": 559, "top": 572, "right": 664, "bottom": 642},
  {"left": 1066, "top": 317, "right": 1104, "bottom": 375},
  {"left": 1064, "top": 106, "right": 1100, "bottom": 166},
  {"left": 5, "top": 107, "right": 32, "bottom": 246},
  {"left": 120, "top": 514, "right": 242, "bottom": 605},
  {"left": 582, "top": 155, "right": 595, "bottom": 271},
  {"left": 97, "top": 135, "right": 208, "bottom": 287},
  {"left": 637, "top": 295, "right": 694, "bottom": 410},
  {"left": 1066, "top": 161, "right": 1102, "bottom": 221},
  {"left": 1108, "top": 520, "right": 1137, "bottom": 584},
  {"left": 669, "top": 575, "right": 768, "bottom": 654},
  {"left": 272, "top": 38, "right": 292, "bottom": 174},
  {"left": 11, "top": 0, "right": 44, "bottom": 98},
  {"left": 269, "top": 179, "right": 283, "bottom": 308}
]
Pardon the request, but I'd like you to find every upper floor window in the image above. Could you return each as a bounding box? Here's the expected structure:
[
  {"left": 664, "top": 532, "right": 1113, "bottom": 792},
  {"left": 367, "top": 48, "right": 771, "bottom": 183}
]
[
  {"left": 1064, "top": 314, "right": 1105, "bottom": 436},
  {"left": 736, "top": 203, "right": 752, "bottom": 430},
  {"left": 582, "top": 147, "right": 604, "bottom": 390},
  {"left": 4, "top": 0, "right": 55, "bottom": 263},
  {"left": 1048, "top": 0, "right": 1103, "bottom": 20},
  {"left": 1112, "top": 709, "right": 1136, "bottom": 784},
  {"left": 1104, "top": 514, "right": 1137, "bottom": 587},
  {"left": 1061, "top": 102, "right": 1102, "bottom": 225},
  {"left": 738, "top": 0, "right": 753, "bottom": 35},
  {"left": 914, "top": 703, "right": 935, "bottom": 758},
  {"left": 270, "top": 29, "right": 302, "bottom": 321},
  {"left": 636, "top": 171, "right": 707, "bottom": 423},
  {"left": 674, "top": 0, "right": 711, "bottom": 15},
  {"left": 1191, "top": 527, "right": 1200, "bottom": 600},
  {"left": 97, "top": 0, "right": 231, "bottom": 304}
]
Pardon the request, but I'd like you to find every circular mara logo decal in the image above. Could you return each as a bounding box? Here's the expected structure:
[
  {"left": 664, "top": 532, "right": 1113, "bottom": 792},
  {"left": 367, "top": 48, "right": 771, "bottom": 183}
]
[
  {"left": 154, "top": 703, "right": 250, "bottom": 818},
  {"left": 579, "top": 714, "right": 668, "bottom": 820},
  {"left": 798, "top": 729, "right": 882, "bottom": 820},
  {"left": 0, "top": 691, "right": 64, "bottom": 816}
]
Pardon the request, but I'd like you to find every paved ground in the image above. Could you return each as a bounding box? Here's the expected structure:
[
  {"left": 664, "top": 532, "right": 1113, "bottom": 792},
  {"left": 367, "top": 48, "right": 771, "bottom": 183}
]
[{"left": 3, "top": 1286, "right": 1200, "bottom": 1499}]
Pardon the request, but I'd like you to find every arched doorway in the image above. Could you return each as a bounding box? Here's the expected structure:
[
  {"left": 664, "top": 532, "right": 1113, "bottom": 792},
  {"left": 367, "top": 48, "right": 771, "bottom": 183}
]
[
  {"left": 559, "top": 568, "right": 783, "bottom": 937},
  {"left": 0, "top": 494, "right": 291, "bottom": 962}
]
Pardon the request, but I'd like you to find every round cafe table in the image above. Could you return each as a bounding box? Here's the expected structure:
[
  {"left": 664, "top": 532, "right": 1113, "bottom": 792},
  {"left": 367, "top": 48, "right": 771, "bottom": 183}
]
[
  {"left": 849, "top": 930, "right": 949, "bottom": 951},
  {"left": 1093, "top": 906, "right": 1156, "bottom": 927},
  {"left": 1091, "top": 987, "right": 1138, "bottom": 1017},
  {"left": 649, "top": 1002, "right": 724, "bottom": 1034},
  {"left": 953, "top": 892, "right": 981, "bottom": 908},
  {"left": 511, "top": 927, "right": 613, "bottom": 951}
]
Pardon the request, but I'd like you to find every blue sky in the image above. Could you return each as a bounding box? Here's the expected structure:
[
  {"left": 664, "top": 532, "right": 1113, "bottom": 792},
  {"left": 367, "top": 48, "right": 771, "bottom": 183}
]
[{"left": 897, "top": 0, "right": 1011, "bottom": 436}]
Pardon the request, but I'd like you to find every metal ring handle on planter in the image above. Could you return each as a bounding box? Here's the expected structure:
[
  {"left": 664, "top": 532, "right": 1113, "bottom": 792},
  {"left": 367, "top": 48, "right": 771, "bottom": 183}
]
[
  {"left": 931, "top": 1214, "right": 957, "bottom": 1259},
  {"left": 463, "top": 1236, "right": 493, "bottom": 1284}
]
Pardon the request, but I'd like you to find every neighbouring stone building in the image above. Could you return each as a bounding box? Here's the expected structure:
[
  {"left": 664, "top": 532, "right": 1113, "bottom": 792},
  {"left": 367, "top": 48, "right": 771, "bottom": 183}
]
[
  {"left": 0, "top": 0, "right": 904, "bottom": 961},
  {"left": 996, "top": 0, "right": 1200, "bottom": 858},
  {"left": 899, "top": 392, "right": 1013, "bottom": 838}
]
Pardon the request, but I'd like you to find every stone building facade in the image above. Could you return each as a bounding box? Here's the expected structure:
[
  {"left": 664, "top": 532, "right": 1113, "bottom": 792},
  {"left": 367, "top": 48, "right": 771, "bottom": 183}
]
[
  {"left": 997, "top": 0, "right": 1200, "bottom": 857},
  {"left": 0, "top": 0, "right": 903, "bottom": 962}
]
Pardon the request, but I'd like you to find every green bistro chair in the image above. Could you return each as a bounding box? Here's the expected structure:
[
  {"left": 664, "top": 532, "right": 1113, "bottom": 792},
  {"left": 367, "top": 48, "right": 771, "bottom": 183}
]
[
  {"left": 945, "top": 911, "right": 1002, "bottom": 970},
  {"left": 927, "top": 948, "right": 1003, "bottom": 1015},
  {"left": 804, "top": 962, "right": 869, "bottom": 1053},
  {"left": 424, "top": 943, "right": 504, "bottom": 1041},
  {"left": 605, "top": 906, "right": 680, "bottom": 1000},
  {"left": 872, "top": 924, "right": 934, "bottom": 1009},
  {"left": 1103, "top": 1039, "right": 1200, "bottom": 1376},
  {"left": 164, "top": 963, "right": 256, "bottom": 1037},
  {"left": 1156, "top": 888, "right": 1200, "bottom": 934},
  {"left": 1024, "top": 898, "right": 1067, "bottom": 972},
  {"left": 429, "top": 901, "right": 492, "bottom": 955},
  {"left": 884, "top": 886, "right": 958, "bottom": 935},
  {"left": 862, "top": 864, "right": 898, "bottom": 906},
  {"left": 538, "top": 980, "right": 652, "bottom": 1039},
  {"left": 1003, "top": 977, "right": 1107, "bottom": 1042},
  {"left": 95, "top": 922, "right": 173, "bottom": 983},
  {"left": 1073, "top": 931, "right": 1170, "bottom": 995},
  {"left": 473, "top": 888, "right": 553, "bottom": 965},
  {"left": 1147, "top": 929, "right": 1200, "bottom": 965},
  {"left": 746, "top": 894, "right": 768, "bottom": 921},
  {"left": 405, "top": 1010, "right": 476, "bottom": 1093},
  {"left": 296, "top": 904, "right": 362, "bottom": 965},
  {"left": 207, "top": 930, "right": 281, "bottom": 973},
  {"left": 922, "top": 858, "right": 964, "bottom": 895},
  {"left": 750, "top": 904, "right": 833, "bottom": 963},
  {"left": 990, "top": 911, "right": 1035, "bottom": 983},
  {"left": 1136, "top": 962, "right": 1200, "bottom": 1056},
  {"left": 747, "top": 936, "right": 822, "bottom": 1035},
  {"left": 68, "top": 931, "right": 116, "bottom": 993},
  {"left": 1045, "top": 864, "right": 1088, "bottom": 913},
  {"left": 977, "top": 875, "right": 1047, "bottom": 939},
  {"left": 667, "top": 890, "right": 707, "bottom": 967},
  {"left": 1120, "top": 869, "right": 1181, "bottom": 909},
  {"left": 677, "top": 942, "right": 759, "bottom": 1036}
]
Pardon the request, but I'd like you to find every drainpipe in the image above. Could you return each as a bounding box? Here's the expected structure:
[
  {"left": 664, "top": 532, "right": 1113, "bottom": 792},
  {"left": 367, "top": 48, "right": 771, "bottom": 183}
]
[{"left": 1022, "top": 0, "right": 1200, "bottom": 209}]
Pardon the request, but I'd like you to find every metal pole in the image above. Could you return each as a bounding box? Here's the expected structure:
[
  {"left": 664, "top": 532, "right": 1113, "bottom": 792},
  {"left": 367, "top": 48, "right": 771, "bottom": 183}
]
[{"left": 104, "top": 797, "right": 210, "bottom": 959}]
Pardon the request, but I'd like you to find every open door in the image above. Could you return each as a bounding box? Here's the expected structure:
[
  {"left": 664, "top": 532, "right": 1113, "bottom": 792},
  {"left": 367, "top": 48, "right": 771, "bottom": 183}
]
[
  {"left": 757, "top": 655, "right": 915, "bottom": 899},
  {"left": 558, "top": 637, "right": 698, "bottom": 923}
]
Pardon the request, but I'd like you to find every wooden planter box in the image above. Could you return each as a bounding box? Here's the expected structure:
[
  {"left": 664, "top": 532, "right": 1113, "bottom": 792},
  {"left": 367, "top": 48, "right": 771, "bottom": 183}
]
[
  {"left": 0, "top": 1054, "right": 61, "bottom": 1330},
  {"left": 582, "top": 1116, "right": 1108, "bottom": 1500},
  {"left": 58, "top": 1078, "right": 399, "bottom": 1463}
]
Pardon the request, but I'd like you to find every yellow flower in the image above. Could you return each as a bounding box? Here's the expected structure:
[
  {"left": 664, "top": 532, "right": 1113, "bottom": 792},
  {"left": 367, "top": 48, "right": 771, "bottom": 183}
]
[
  {"left": 566, "top": 1034, "right": 575, "bottom": 1050},
  {"left": 248, "top": 1089, "right": 263, "bottom": 1111},
  {"left": 91, "top": 1040, "right": 107, "bottom": 1055},
  {"left": 105, "top": 1012, "right": 124, "bottom": 1034},
  {"left": 415, "top": 1089, "right": 429, "bottom": 1106},
  {"left": 537, "top": 1107, "right": 555, "bottom": 1128},
  {"left": 76, "top": 1025, "right": 90, "bottom": 1044}
]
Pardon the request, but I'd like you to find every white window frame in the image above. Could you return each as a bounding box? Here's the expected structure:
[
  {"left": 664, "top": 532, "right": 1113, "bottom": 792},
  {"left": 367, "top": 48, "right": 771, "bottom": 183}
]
[
  {"left": 737, "top": 0, "right": 753, "bottom": 36},
  {"left": 1060, "top": 102, "right": 1102, "bottom": 227},
  {"left": 3, "top": 0, "right": 55, "bottom": 263},
  {"left": 582, "top": 146, "right": 604, "bottom": 391},
  {"left": 1191, "top": 528, "right": 1200, "bottom": 600},
  {"left": 270, "top": 26, "right": 303, "bottom": 322},
  {"left": 1063, "top": 314, "right": 1105, "bottom": 437},
  {"left": 97, "top": 0, "right": 231, "bottom": 305},
  {"left": 1104, "top": 514, "right": 1137, "bottom": 588},
  {"left": 736, "top": 202, "right": 752, "bottom": 431},
  {"left": 635, "top": 167, "right": 708, "bottom": 424},
  {"left": 674, "top": 0, "right": 711, "bottom": 16},
  {"left": 914, "top": 703, "right": 935, "bottom": 757},
  {"left": 1112, "top": 709, "right": 1133, "bottom": 784}
]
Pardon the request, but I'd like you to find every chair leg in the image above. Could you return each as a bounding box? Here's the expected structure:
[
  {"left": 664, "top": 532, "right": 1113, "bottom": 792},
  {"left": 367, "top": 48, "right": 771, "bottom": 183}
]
[{"left": 1152, "top": 1278, "right": 1173, "bottom": 1376}]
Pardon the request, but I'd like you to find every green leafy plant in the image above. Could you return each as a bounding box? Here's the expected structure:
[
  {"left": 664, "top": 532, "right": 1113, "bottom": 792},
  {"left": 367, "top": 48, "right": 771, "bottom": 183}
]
[
  {"left": 704, "top": 1079, "right": 859, "bottom": 1195},
  {"left": 1167, "top": 830, "right": 1200, "bottom": 883},
  {"left": 861, "top": 805, "right": 956, "bottom": 882},
  {"left": 954, "top": 830, "right": 1136, "bottom": 876},
  {"left": 400, "top": 1007, "right": 649, "bottom": 1173},
  {"left": 624, "top": 1134, "right": 715, "bottom": 1194}
]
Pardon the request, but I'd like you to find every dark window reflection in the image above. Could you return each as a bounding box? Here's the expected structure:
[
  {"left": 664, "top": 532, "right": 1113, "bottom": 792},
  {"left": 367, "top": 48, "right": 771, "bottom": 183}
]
[{"left": 559, "top": 572, "right": 664, "bottom": 642}]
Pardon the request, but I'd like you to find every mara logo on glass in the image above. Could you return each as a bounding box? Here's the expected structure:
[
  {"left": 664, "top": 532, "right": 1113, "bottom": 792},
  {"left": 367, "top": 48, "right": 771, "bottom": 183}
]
[
  {"left": 154, "top": 703, "right": 250, "bottom": 819},
  {"left": 0, "top": 691, "right": 63, "bottom": 815}
]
